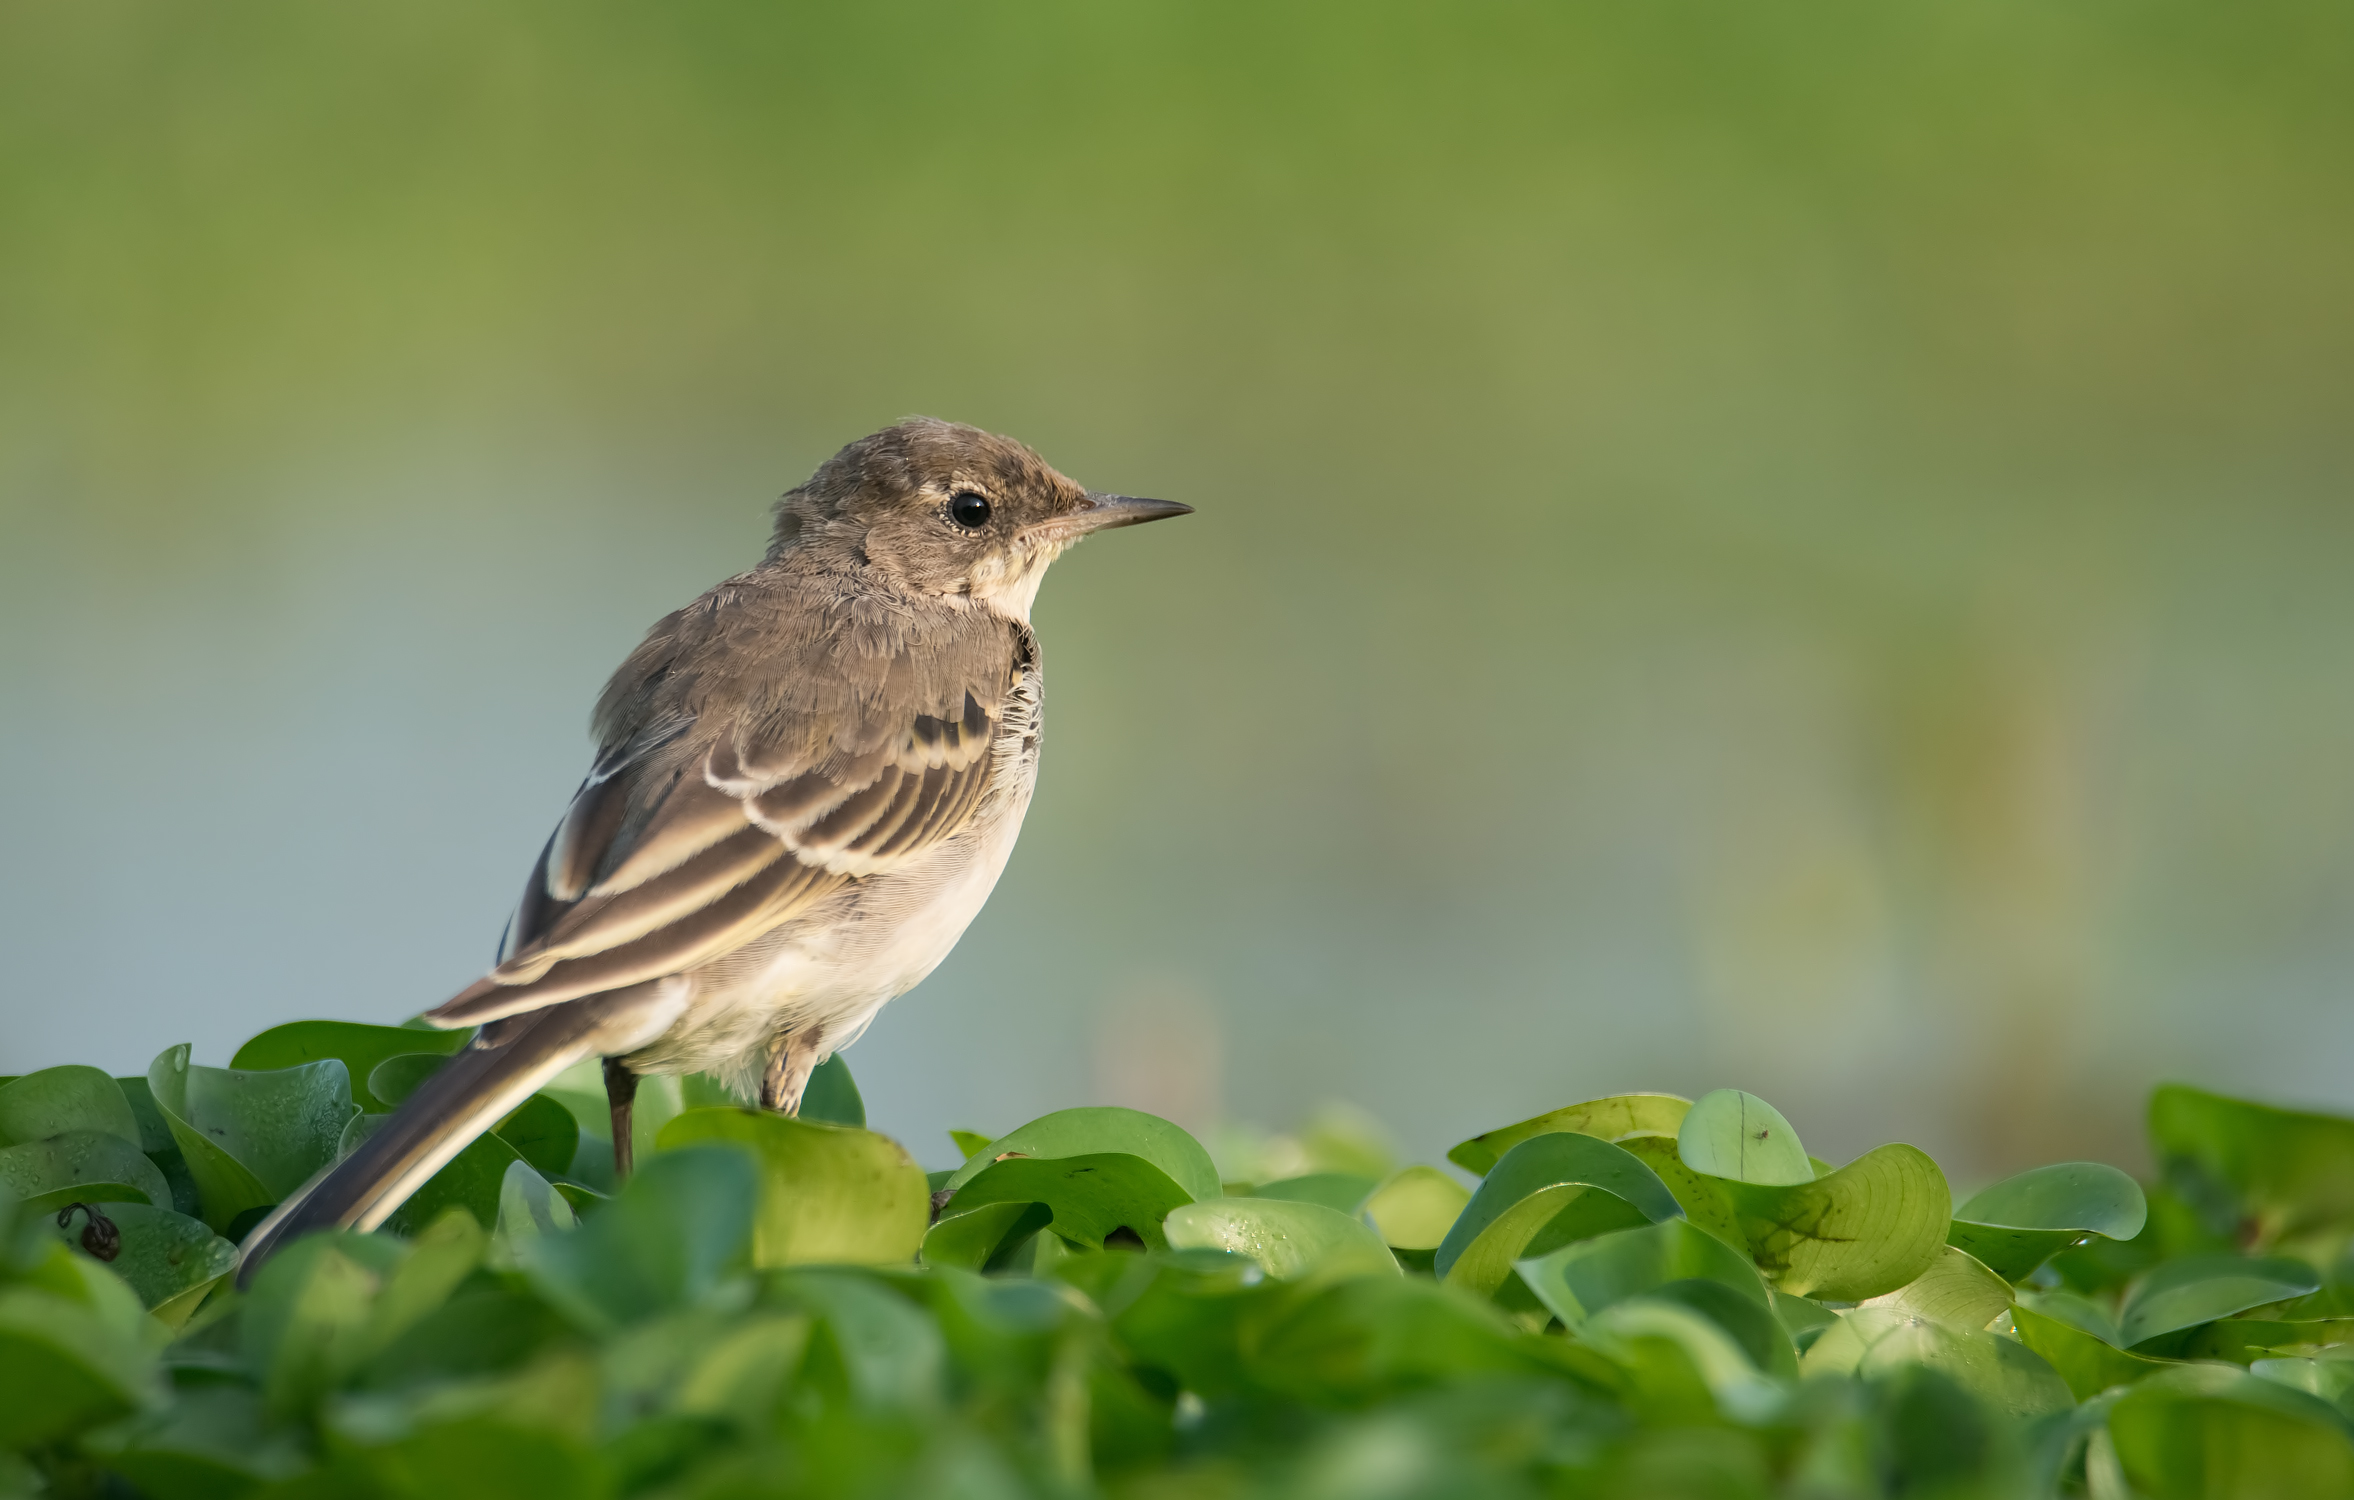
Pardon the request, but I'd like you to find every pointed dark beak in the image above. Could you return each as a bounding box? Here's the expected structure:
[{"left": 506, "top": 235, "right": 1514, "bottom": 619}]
[{"left": 1063, "top": 493, "right": 1194, "bottom": 536}]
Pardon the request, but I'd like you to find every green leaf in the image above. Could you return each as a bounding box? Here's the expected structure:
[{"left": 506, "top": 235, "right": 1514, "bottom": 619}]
[
  {"left": 2110, "top": 1367, "right": 2354, "bottom": 1498},
  {"left": 39, "top": 1201, "right": 236, "bottom": 1313},
  {"left": 1247, "top": 1172, "right": 1377, "bottom": 1215},
  {"left": 239, "top": 1233, "right": 396, "bottom": 1416},
  {"left": 146, "top": 1044, "right": 356, "bottom": 1232},
  {"left": 364, "top": 1206, "right": 488, "bottom": 1359},
  {"left": 230, "top": 1020, "right": 470, "bottom": 1114},
  {"left": 1361, "top": 1165, "right": 1472, "bottom": 1251},
  {"left": 1677, "top": 1089, "right": 1812, "bottom": 1186},
  {"left": 1248, "top": 1274, "right": 1559, "bottom": 1401},
  {"left": 0, "top": 1130, "right": 168, "bottom": 1211},
  {"left": 940, "top": 1152, "right": 1194, "bottom": 1251},
  {"left": 1948, "top": 1161, "right": 2148, "bottom": 1280},
  {"left": 801, "top": 1054, "right": 865, "bottom": 1128},
  {"left": 1515, "top": 1217, "right": 1770, "bottom": 1327},
  {"left": 0, "top": 1066, "right": 144, "bottom": 1148},
  {"left": 2011, "top": 1301, "right": 2178, "bottom": 1400},
  {"left": 85, "top": 1384, "right": 309, "bottom": 1497},
  {"left": 1802, "top": 1305, "right": 2074, "bottom": 1417},
  {"left": 1614, "top": 1133, "right": 1749, "bottom": 1248},
  {"left": 922, "top": 1200, "right": 1049, "bottom": 1271},
  {"left": 491, "top": 1158, "right": 578, "bottom": 1271},
  {"left": 939, "top": 1106, "right": 1221, "bottom": 1203},
  {"left": 366, "top": 1051, "right": 450, "bottom": 1107},
  {"left": 1446, "top": 1094, "right": 1692, "bottom": 1175},
  {"left": 1432, "top": 1132, "right": 1681, "bottom": 1298},
  {"left": 1164, "top": 1198, "right": 1400, "bottom": 1282},
  {"left": 519, "top": 1143, "right": 758, "bottom": 1331},
  {"left": 658, "top": 1108, "right": 927, "bottom": 1269},
  {"left": 1857, "top": 1244, "right": 2014, "bottom": 1332},
  {"left": 1579, "top": 1297, "right": 1782, "bottom": 1415},
  {"left": 2150, "top": 1084, "right": 2354, "bottom": 1252},
  {"left": 948, "top": 1129, "right": 994, "bottom": 1160},
  {"left": 2120, "top": 1254, "right": 2322, "bottom": 1350},
  {"left": 2182, "top": 1317, "right": 2354, "bottom": 1363},
  {"left": 494, "top": 1092, "right": 581, "bottom": 1180},
  {"left": 0, "top": 1284, "right": 160, "bottom": 1447},
  {"left": 769, "top": 1268, "right": 947, "bottom": 1412},
  {"left": 1727, "top": 1143, "right": 1951, "bottom": 1300}
]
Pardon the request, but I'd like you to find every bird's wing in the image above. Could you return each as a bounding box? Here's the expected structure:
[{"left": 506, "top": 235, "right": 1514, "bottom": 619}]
[{"left": 430, "top": 586, "right": 1027, "bottom": 1027}]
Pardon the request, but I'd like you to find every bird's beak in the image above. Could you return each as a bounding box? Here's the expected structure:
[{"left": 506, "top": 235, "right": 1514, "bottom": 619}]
[{"left": 1028, "top": 493, "right": 1193, "bottom": 543}]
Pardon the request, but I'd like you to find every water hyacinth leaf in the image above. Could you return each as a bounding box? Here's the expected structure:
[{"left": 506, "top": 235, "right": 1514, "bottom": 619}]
[
  {"left": 800, "top": 1054, "right": 865, "bottom": 1128},
  {"left": 1433, "top": 1133, "right": 1681, "bottom": 1297},
  {"left": 2010, "top": 1302, "right": 2178, "bottom": 1400},
  {"left": 520, "top": 1144, "right": 758, "bottom": 1331},
  {"left": 491, "top": 1158, "right": 577, "bottom": 1271},
  {"left": 334, "top": 1113, "right": 521, "bottom": 1237},
  {"left": 922, "top": 1199, "right": 1046, "bottom": 1271},
  {"left": 1949, "top": 1161, "right": 2148, "bottom": 1280},
  {"left": 1362, "top": 1166, "right": 1472, "bottom": 1251},
  {"left": 1615, "top": 1134, "right": 1748, "bottom": 1248},
  {"left": 0, "top": 1131, "right": 168, "bottom": 1212},
  {"left": 2119, "top": 1254, "right": 2322, "bottom": 1350},
  {"left": 770, "top": 1268, "right": 948, "bottom": 1412},
  {"left": 0, "top": 1066, "right": 144, "bottom": 1149},
  {"left": 40, "top": 1201, "right": 236, "bottom": 1312},
  {"left": 2182, "top": 1317, "right": 2354, "bottom": 1363},
  {"left": 659, "top": 1108, "right": 927, "bottom": 1268},
  {"left": 2109, "top": 1367, "right": 2354, "bottom": 1497},
  {"left": 365, "top": 1052, "right": 450, "bottom": 1107},
  {"left": 1165, "top": 1198, "right": 1400, "bottom": 1282},
  {"left": 1771, "top": 1289, "right": 1840, "bottom": 1351},
  {"left": 948, "top": 1129, "right": 994, "bottom": 1160},
  {"left": 1446, "top": 1094, "right": 1693, "bottom": 1176},
  {"left": 2149, "top": 1084, "right": 2354, "bottom": 1250},
  {"left": 1729, "top": 1143, "right": 1951, "bottom": 1301},
  {"left": 365, "top": 1208, "right": 488, "bottom": 1357},
  {"left": 1677, "top": 1089, "right": 1812, "bottom": 1187},
  {"left": 2253, "top": 1355, "right": 2354, "bottom": 1414},
  {"left": 239, "top": 1233, "right": 398, "bottom": 1415},
  {"left": 147, "top": 1045, "right": 355, "bottom": 1227},
  {"left": 1859, "top": 1245, "right": 2015, "bottom": 1332},
  {"left": 230, "top": 1020, "right": 470, "bottom": 1114},
  {"left": 1581, "top": 1297, "right": 1781, "bottom": 1414},
  {"left": 494, "top": 1092, "right": 581, "bottom": 1180},
  {"left": 110, "top": 1077, "right": 177, "bottom": 1154},
  {"left": 84, "top": 1385, "right": 308, "bottom": 1497},
  {"left": 939, "top": 1106, "right": 1221, "bottom": 1203},
  {"left": 1249, "top": 1172, "right": 1377, "bottom": 1216},
  {"left": 1811, "top": 1306, "right": 2073, "bottom": 1417},
  {"left": 940, "top": 1152, "right": 1194, "bottom": 1251},
  {"left": 1637, "top": 1279, "right": 1801, "bottom": 1382},
  {"left": 0, "top": 1285, "right": 160, "bottom": 1448},
  {"left": 1516, "top": 1217, "right": 1769, "bottom": 1328}
]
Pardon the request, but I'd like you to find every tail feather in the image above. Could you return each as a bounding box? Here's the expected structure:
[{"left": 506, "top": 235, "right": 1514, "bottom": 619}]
[{"left": 236, "top": 986, "right": 675, "bottom": 1285}]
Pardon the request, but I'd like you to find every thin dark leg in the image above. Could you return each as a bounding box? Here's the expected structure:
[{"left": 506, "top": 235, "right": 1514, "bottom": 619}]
[{"left": 604, "top": 1056, "right": 640, "bottom": 1181}]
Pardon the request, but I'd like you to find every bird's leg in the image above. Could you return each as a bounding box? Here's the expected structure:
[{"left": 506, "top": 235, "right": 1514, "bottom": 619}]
[
  {"left": 758, "top": 1025, "right": 827, "bottom": 1115},
  {"left": 604, "top": 1057, "right": 640, "bottom": 1181}
]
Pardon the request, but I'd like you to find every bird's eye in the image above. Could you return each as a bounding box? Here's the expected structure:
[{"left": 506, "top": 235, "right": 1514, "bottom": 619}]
[{"left": 949, "top": 491, "right": 992, "bottom": 529}]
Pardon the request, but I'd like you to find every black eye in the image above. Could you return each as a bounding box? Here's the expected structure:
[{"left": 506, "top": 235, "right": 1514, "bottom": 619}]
[{"left": 949, "top": 491, "right": 992, "bottom": 529}]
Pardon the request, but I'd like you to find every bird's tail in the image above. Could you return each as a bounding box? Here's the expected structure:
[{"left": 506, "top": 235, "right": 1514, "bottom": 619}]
[{"left": 235, "top": 989, "right": 668, "bottom": 1286}]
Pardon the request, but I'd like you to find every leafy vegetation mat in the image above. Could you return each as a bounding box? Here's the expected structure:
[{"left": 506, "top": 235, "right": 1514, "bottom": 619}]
[{"left": 5, "top": 1020, "right": 2354, "bottom": 1497}]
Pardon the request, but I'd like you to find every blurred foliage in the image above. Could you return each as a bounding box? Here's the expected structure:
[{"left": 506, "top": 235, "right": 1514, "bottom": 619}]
[{"left": 10, "top": 1023, "right": 2354, "bottom": 1495}]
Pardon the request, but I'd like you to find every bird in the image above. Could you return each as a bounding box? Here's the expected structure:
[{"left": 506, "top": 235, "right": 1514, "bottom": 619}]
[{"left": 237, "top": 418, "right": 1189, "bottom": 1281}]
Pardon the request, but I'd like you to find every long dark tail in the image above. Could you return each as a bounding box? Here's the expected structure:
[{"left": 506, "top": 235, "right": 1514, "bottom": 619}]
[{"left": 235, "top": 1003, "right": 615, "bottom": 1285}]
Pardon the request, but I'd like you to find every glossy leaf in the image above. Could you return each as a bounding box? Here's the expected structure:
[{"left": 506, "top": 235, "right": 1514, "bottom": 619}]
[
  {"left": 939, "top": 1106, "right": 1221, "bottom": 1203},
  {"left": 1446, "top": 1094, "right": 1693, "bottom": 1175},
  {"left": 801, "top": 1054, "right": 866, "bottom": 1128},
  {"left": 40, "top": 1200, "right": 236, "bottom": 1313},
  {"left": 1858, "top": 1245, "right": 2014, "bottom": 1332},
  {"left": 1803, "top": 1306, "right": 2074, "bottom": 1417},
  {"left": 494, "top": 1091, "right": 581, "bottom": 1179},
  {"left": 659, "top": 1107, "right": 928, "bottom": 1268},
  {"left": 2150, "top": 1084, "right": 2354, "bottom": 1251},
  {"left": 948, "top": 1129, "right": 994, "bottom": 1160},
  {"left": 2182, "top": 1317, "right": 2354, "bottom": 1362},
  {"left": 2011, "top": 1301, "right": 2177, "bottom": 1400},
  {"left": 1949, "top": 1161, "right": 2148, "bottom": 1279},
  {"left": 1165, "top": 1197, "right": 1400, "bottom": 1281},
  {"left": 0, "top": 1283, "right": 159, "bottom": 1448},
  {"left": 230, "top": 1020, "right": 469, "bottom": 1114},
  {"left": 366, "top": 1050, "right": 450, "bottom": 1107},
  {"left": 1516, "top": 1217, "right": 1769, "bottom": 1327},
  {"left": 0, "top": 1066, "right": 143, "bottom": 1149},
  {"left": 0, "top": 1130, "right": 168, "bottom": 1211},
  {"left": 2120, "top": 1254, "right": 2322, "bottom": 1349},
  {"left": 922, "top": 1199, "right": 1047, "bottom": 1271},
  {"left": 1615, "top": 1133, "right": 1748, "bottom": 1247},
  {"left": 1361, "top": 1165, "right": 1472, "bottom": 1251},
  {"left": 1433, "top": 1132, "right": 1681, "bottom": 1297},
  {"left": 147, "top": 1044, "right": 355, "bottom": 1231},
  {"left": 939, "top": 1152, "right": 1193, "bottom": 1251},
  {"left": 491, "top": 1157, "right": 577, "bottom": 1271},
  {"left": 1677, "top": 1089, "right": 1812, "bottom": 1186},
  {"left": 1729, "top": 1143, "right": 1951, "bottom": 1300}
]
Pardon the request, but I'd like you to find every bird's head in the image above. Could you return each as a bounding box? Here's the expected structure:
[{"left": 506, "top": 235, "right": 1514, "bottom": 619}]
[{"left": 770, "top": 417, "right": 1190, "bottom": 620}]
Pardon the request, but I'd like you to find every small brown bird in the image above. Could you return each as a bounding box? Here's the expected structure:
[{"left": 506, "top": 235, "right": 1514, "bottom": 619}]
[{"left": 239, "top": 419, "right": 1187, "bottom": 1278}]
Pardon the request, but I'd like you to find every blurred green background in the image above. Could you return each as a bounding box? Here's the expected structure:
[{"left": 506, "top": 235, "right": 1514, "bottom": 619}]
[{"left": 5, "top": 1, "right": 2352, "bottom": 1179}]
